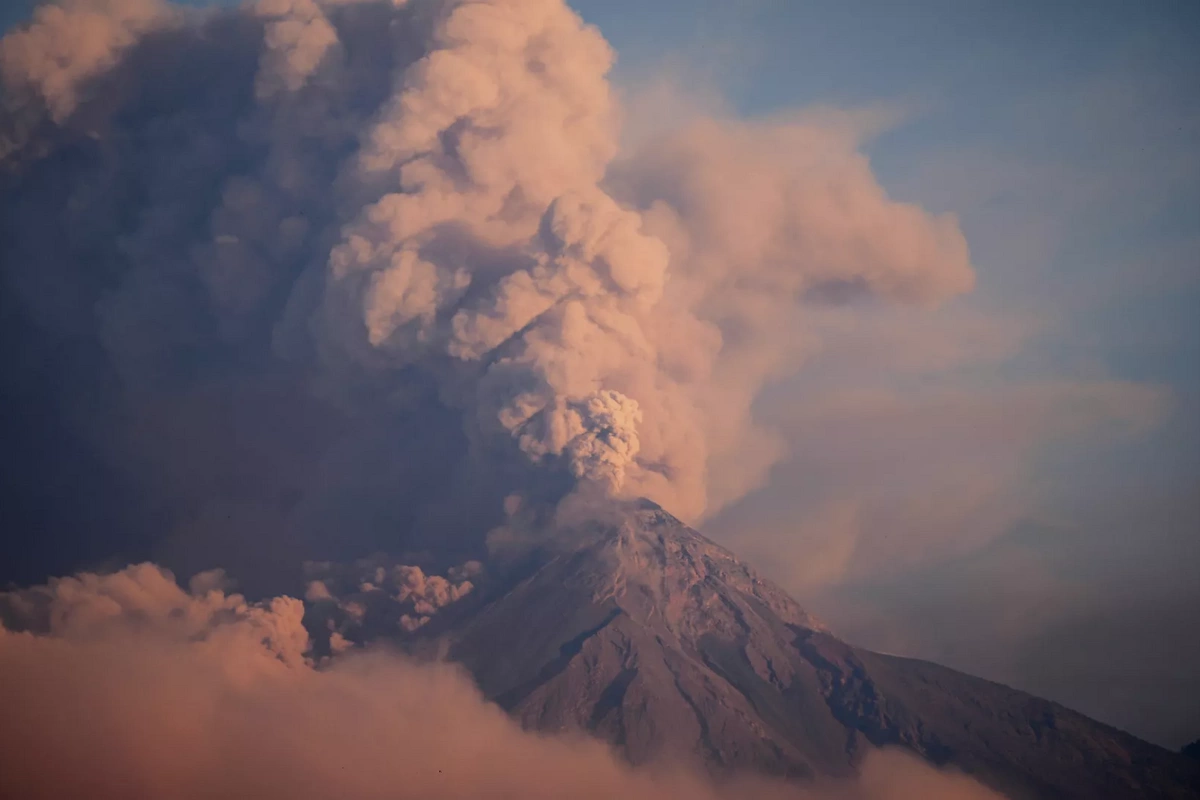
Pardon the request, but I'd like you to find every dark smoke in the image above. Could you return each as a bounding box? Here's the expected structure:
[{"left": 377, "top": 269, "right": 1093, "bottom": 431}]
[{"left": 0, "top": 0, "right": 972, "bottom": 595}]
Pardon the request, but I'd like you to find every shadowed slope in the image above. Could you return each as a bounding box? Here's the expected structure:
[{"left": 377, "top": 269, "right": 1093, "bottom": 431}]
[{"left": 436, "top": 500, "right": 1200, "bottom": 800}]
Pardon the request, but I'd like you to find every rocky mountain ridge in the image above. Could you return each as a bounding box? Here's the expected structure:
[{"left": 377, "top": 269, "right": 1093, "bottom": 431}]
[{"left": 308, "top": 499, "right": 1200, "bottom": 799}]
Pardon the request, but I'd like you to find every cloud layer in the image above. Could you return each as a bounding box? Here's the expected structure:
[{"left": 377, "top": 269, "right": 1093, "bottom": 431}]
[{"left": 0, "top": 563, "right": 1007, "bottom": 800}]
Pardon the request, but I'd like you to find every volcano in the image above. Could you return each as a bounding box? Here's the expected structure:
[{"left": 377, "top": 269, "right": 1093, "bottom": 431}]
[{"left": 313, "top": 500, "right": 1200, "bottom": 800}]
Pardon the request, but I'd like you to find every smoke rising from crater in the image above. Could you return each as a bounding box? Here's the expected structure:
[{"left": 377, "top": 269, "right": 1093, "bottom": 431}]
[{"left": 0, "top": 0, "right": 972, "bottom": 582}]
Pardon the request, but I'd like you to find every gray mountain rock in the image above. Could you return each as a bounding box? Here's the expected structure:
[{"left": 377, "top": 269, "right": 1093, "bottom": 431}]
[{"left": 316, "top": 499, "right": 1200, "bottom": 799}]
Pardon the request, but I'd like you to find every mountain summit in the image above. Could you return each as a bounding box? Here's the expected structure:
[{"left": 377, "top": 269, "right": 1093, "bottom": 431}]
[{"left": 313, "top": 500, "right": 1199, "bottom": 799}]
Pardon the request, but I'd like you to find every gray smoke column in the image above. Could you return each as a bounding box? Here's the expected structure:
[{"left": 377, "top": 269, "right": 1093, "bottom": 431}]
[{"left": 0, "top": 0, "right": 973, "bottom": 579}]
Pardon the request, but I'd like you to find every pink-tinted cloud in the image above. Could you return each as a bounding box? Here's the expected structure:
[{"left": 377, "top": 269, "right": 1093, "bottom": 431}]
[
  {"left": 707, "top": 369, "right": 1169, "bottom": 591},
  {"left": 0, "top": 0, "right": 170, "bottom": 120},
  {"left": 0, "top": 563, "right": 1007, "bottom": 800}
]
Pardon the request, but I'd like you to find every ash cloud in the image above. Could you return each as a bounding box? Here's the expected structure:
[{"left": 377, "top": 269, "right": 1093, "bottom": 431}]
[
  {"left": 303, "top": 554, "right": 481, "bottom": 644},
  {"left": 0, "top": 563, "right": 1008, "bottom": 800},
  {"left": 0, "top": 0, "right": 973, "bottom": 587}
]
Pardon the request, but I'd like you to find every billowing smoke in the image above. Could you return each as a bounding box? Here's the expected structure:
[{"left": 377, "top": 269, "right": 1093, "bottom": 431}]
[
  {"left": 303, "top": 555, "right": 481, "bottom": 641},
  {"left": 0, "top": 0, "right": 972, "bottom": 586},
  {"left": 0, "top": 564, "right": 1008, "bottom": 800}
]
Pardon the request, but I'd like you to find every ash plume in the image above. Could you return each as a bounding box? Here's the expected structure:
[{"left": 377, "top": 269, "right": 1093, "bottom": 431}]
[{"left": 0, "top": 0, "right": 973, "bottom": 586}]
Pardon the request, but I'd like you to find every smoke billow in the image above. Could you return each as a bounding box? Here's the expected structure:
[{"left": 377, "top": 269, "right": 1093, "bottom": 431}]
[
  {"left": 302, "top": 554, "right": 482, "bottom": 641},
  {"left": 0, "top": 564, "right": 1007, "bottom": 800},
  {"left": 0, "top": 0, "right": 972, "bottom": 584}
]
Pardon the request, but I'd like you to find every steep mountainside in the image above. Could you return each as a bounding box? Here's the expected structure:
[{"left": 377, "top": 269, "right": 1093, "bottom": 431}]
[{"left": 427, "top": 500, "right": 1199, "bottom": 800}]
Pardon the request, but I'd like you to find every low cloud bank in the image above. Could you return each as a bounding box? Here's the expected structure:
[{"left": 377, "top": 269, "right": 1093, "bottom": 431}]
[{"left": 0, "top": 563, "right": 1005, "bottom": 800}]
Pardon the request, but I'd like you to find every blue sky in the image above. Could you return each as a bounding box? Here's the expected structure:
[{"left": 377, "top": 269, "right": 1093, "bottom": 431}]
[{"left": 2, "top": 0, "right": 1196, "bottom": 747}]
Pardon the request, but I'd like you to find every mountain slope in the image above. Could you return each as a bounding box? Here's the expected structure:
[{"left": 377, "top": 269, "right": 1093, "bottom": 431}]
[{"left": 433, "top": 500, "right": 1199, "bottom": 800}]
